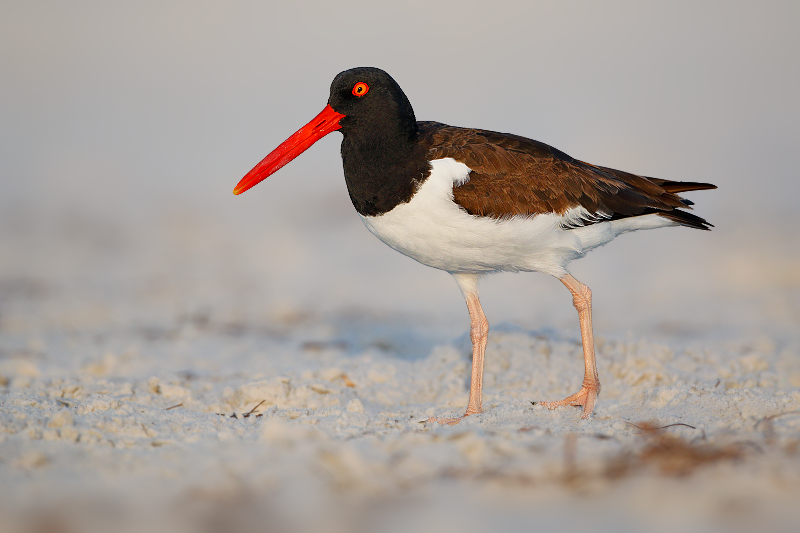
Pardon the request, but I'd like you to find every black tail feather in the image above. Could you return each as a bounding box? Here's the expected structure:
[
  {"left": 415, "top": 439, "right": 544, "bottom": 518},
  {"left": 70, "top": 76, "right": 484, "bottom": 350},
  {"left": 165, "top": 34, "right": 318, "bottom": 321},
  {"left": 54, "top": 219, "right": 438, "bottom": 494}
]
[
  {"left": 650, "top": 179, "right": 718, "bottom": 194},
  {"left": 658, "top": 209, "right": 714, "bottom": 230}
]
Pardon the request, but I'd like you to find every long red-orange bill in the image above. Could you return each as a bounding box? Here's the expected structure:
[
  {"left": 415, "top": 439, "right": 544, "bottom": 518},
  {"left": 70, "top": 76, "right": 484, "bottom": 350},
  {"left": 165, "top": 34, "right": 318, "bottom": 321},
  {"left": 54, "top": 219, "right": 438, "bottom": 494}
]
[{"left": 234, "top": 104, "right": 346, "bottom": 195}]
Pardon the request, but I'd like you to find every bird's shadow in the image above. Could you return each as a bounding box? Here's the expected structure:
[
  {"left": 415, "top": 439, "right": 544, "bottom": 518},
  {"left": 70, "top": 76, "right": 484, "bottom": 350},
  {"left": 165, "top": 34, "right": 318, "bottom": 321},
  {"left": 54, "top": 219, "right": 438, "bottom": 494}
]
[{"left": 332, "top": 316, "right": 565, "bottom": 363}]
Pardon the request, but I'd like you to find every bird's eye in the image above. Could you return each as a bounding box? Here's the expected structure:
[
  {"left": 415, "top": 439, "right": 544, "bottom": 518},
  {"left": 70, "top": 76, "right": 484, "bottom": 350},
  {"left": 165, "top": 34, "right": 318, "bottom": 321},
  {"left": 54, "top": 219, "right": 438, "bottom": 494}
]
[{"left": 352, "top": 82, "right": 369, "bottom": 97}]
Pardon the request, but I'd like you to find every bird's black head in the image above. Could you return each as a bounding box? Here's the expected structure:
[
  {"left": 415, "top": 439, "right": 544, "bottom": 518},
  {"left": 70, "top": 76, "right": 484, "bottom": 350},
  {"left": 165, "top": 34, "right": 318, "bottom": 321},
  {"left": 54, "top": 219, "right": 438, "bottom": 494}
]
[
  {"left": 328, "top": 67, "right": 417, "bottom": 138},
  {"left": 233, "top": 67, "right": 420, "bottom": 197}
]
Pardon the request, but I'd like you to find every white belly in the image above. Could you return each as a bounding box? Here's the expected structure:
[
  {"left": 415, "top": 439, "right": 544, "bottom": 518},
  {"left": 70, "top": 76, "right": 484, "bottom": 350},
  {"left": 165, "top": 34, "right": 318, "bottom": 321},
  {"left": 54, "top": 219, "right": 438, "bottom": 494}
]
[
  {"left": 359, "top": 158, "right": 675, "bottom": 278},
  {"left": 359, "top": 159, "right": 574, "bottom": 277}
]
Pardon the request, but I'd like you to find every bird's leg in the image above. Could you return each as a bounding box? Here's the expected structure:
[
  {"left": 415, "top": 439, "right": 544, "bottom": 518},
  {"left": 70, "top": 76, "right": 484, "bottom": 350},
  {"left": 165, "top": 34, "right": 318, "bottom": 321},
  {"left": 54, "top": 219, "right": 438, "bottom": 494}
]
[
  {"left": 538, "top": 274, "right": 600, "bottom": 419},
  {"left": 428, "top": 274, "right": 488, "bottom": 425},
  {"left": 463, "top": 291, "right": 489, "bottom": 416}
]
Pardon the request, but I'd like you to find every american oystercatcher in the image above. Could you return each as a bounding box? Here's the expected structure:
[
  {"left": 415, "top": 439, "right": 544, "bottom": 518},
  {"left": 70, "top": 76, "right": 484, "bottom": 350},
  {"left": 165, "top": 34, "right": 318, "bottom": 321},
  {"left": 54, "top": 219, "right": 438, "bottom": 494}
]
[{"left": 234, "top": 67, "right": 715, "bottom": 424}]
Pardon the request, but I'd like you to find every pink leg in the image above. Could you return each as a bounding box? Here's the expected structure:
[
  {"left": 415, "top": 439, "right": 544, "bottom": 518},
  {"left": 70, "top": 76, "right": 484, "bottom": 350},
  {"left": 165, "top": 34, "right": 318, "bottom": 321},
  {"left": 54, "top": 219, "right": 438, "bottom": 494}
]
[
  {"left": 538, "top": 274, "right": 600, "bottom": 419},
  {"left": 428, "top": 274, "right": 488, "bottom": 425}
]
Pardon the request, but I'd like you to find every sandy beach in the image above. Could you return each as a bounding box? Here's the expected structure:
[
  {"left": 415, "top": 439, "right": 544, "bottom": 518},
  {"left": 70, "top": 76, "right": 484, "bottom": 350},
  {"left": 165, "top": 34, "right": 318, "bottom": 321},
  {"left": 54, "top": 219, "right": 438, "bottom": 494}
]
[{"left": 2, "top": 2, "right": 799, "bottom": 532}]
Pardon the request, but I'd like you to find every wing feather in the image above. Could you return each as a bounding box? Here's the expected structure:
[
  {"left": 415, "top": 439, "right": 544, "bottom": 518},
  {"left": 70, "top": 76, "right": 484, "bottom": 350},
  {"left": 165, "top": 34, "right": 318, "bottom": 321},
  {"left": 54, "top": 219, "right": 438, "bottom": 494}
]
[{"left": 417, "top": 122, "right": 715, "bottom": 229}]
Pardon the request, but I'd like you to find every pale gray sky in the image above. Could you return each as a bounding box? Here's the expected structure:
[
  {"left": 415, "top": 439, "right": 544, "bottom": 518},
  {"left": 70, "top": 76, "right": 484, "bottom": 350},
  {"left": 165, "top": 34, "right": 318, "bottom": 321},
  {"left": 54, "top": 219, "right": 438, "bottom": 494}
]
[
  {"left": 1, "top": 1, "right": 797, "bottom": 336},
  {"left": 2, "top": 1, "right": 796, "bottom": 217}
]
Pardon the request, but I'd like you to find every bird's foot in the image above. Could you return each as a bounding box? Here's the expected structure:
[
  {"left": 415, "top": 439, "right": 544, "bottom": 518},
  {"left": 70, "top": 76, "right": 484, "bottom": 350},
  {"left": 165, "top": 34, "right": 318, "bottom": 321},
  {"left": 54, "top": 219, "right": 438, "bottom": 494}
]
[
  {"left": 425, "top": 407, "right": 481, "bottom": 426},
  {"left": 536, "top": 386, "right": 598, "bottom": 419}
]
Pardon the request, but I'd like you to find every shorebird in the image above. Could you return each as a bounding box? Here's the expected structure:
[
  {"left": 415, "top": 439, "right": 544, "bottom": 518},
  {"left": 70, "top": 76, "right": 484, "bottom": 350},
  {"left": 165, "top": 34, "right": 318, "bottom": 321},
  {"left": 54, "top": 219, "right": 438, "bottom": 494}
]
[{"left": 233, "top": 67, "right": 715, "bottom": 425}]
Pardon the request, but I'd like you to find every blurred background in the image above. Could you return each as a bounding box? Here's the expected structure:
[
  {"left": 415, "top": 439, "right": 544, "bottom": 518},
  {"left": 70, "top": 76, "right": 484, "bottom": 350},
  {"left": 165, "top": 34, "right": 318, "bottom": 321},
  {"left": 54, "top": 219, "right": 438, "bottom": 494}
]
[
  {"left": 2, "top": 3, "right": 799, "bottom": 532},
  {"left": 1, "top": 0, "right": 798, "bottom": 359}
]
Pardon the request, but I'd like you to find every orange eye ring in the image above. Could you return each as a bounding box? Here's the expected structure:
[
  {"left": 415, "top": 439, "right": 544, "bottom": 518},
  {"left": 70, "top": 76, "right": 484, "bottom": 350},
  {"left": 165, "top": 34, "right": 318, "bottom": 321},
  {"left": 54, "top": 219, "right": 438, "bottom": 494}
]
[{"left": 352, "top": 82, "right": 370, "bottom": 97}]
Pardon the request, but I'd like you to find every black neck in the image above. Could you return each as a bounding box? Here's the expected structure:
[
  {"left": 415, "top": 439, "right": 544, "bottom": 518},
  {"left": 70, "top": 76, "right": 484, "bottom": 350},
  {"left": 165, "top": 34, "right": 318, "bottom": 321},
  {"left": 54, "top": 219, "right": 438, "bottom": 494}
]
[{"left": 340, "top": 117, "right": 431, "bottom": 217}]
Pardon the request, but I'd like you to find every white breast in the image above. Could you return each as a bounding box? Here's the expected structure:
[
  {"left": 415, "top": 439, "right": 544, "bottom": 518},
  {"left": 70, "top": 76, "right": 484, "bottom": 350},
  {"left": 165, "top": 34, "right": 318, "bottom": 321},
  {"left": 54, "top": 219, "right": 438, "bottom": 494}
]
[
  {"left": 359, "top": 159, "right": 579, "bottom": 277},
  {"left": 359, "top": 158, "right": 678, "bottom": 277}
]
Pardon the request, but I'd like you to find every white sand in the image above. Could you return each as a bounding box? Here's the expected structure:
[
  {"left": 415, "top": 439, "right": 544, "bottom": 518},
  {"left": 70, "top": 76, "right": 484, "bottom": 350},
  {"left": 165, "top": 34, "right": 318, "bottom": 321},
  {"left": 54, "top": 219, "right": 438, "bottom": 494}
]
[{"left": 1, "top": 207, "right": 799, "bottom": 533}]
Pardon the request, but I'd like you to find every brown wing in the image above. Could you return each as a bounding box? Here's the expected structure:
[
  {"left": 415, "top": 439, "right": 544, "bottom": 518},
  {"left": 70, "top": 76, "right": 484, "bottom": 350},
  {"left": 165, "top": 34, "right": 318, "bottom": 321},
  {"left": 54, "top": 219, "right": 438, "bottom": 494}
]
[{"left": 418, "top": 122, "right": 716, "bottom": 230}]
